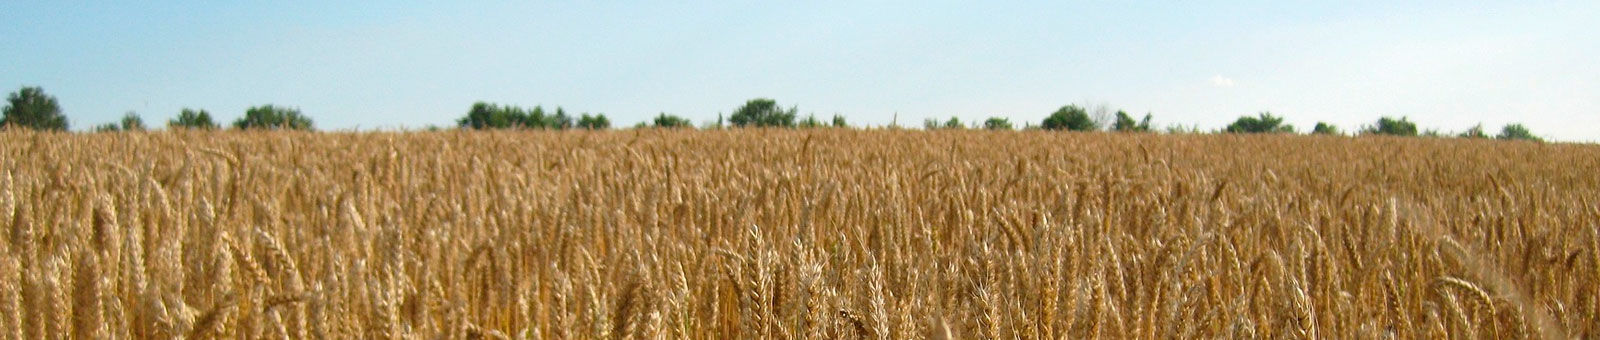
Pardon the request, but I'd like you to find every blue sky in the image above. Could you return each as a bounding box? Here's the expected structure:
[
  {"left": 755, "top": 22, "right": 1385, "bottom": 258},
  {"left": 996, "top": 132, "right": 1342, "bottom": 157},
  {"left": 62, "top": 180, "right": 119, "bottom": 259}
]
[{"left": 3, "top": 2, "right": 1596, "bottom": 141}]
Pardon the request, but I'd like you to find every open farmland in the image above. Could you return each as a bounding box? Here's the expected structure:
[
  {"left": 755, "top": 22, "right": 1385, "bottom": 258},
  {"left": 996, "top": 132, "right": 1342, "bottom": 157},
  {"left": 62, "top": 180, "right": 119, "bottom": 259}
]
[{"left": 0, "top": 129, "right": 1596, "bottom": 339}]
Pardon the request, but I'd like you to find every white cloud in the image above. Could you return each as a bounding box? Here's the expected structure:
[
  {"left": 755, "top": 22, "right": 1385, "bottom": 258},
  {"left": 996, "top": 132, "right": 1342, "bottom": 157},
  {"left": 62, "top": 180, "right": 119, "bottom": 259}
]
[{"left": 1211, "top": 75, "right": 1235, "bottom": 88}]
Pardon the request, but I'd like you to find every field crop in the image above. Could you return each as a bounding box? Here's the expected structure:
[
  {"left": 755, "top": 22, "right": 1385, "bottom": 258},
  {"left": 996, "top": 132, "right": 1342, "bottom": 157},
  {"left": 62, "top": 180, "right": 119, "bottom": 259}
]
[{"left": 0, "top": 129, "right": 1596, "bottom": 339}]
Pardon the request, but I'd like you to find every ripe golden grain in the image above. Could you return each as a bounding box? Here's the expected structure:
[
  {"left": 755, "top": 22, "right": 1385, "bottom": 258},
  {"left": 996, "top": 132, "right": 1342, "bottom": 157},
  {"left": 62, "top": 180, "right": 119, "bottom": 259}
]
[{"left": 0, "top": 129, "right": 1595, "bottom": 338}]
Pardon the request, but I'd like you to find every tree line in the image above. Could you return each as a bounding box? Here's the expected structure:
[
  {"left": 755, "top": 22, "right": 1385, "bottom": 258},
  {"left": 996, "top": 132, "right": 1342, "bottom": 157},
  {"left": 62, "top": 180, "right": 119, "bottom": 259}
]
[{"left": 2, "top": 86, "right": 1547, "bottom": 142}]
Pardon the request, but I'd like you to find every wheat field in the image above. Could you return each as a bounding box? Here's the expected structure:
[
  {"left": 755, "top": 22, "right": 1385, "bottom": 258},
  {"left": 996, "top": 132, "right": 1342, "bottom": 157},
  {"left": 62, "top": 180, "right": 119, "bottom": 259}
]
[{"left": 0, "top": 129, "right": 1596, "bottom": 339}]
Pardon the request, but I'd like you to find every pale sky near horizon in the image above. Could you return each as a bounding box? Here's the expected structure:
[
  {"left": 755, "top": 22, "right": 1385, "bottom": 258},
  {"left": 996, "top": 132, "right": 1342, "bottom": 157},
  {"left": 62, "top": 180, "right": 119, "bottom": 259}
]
[{"left": 3, "top": 2, "right": 1596, "bottom": 141}]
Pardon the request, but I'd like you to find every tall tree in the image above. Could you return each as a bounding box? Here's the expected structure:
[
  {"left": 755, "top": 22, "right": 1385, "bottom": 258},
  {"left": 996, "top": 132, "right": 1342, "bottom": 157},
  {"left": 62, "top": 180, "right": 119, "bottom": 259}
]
[
  {"left": 169, "top": 108, "right": 219, "bottom": 129},
  {"left": 1042, "top": 104, "right": 1097, "bottom": 131},
  {"left": 831, "top": 114, "right": 848, "bottom": 128},
  {"left": 2, "top": 86, "right": 68, "bottom": 131},
  {"left": 728, "top": 98, "right": 797, "bottom": 128},
  {"left": 233, "top": 105, "right": 313, "bottom": 130}
]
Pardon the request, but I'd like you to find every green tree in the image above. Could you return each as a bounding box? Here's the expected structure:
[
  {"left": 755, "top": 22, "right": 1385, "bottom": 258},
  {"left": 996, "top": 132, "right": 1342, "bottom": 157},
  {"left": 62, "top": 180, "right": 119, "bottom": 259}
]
[
  {"left": 1361, "top": 116, "right": 1417, "bottom": 136},
  {"left": 1497, "top": 123, "right": 1541, "bottom": 142},
  {"left": 1042, "top": 104, "right": 1097, "bottom": 131},
  {"left": 548, "top": 107, "right": 573, "bottom": 129},
  {"left": 459, "top": 102, "right": 508, "bottom": 129},
  {"left": 1224, "top": 112, "right": 1294, "bottom": 133},
  {"left": 458, "top": 102, "right": 542, "bottom": 129},
  {"left": 831, "top": 114, "right": 848, "bottom": 128},
  {"left": 1, "top": 86, "right": 68, "bottom": 131},
  {"left": 799, "top": 114, "right": 825, "bottom": 128},
  {"left": 169, "top": 108, "right": 218, "bottom": 129},
  {"left": 943, "top": 116, "right": 964, "bottom": 129},
  {"left": 1111, "top": 111, "right": 1152, "bottom": 132},
  {"left": 1165, "top": 124, "right": 1202, "bottom": 134},
  {"left": 983, "top": 117, "right": 1013, "bottom": 130},
  {"left": 522, "top": 106, "right": 548, "bottom": 128},
  {"left": 1311, "top": 122, "right": 1341, "bottom": 135},
  {"left": 234, "top": 105, "right": 313, "bottom": 130},
  {"left": 577, "top": 113, "right": 610, "bottom": 130},
  {"left": 93, "top": 123, "right": 120, "bottom": 133},
  {"left": 119, "top": 112, "right": 145, "bottom": 131},
  {"left": 653, "top": 113, "right": 693, "bottom": 128},
  {"left": 728, "top": 98, "right": 796, "bottom": 128}
]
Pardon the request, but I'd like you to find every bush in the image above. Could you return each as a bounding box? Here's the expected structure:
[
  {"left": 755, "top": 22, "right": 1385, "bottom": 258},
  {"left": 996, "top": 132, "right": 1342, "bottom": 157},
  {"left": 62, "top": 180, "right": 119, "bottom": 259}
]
[{"left": 1042, "top": 105, "right": 1097, "bottom": 131}]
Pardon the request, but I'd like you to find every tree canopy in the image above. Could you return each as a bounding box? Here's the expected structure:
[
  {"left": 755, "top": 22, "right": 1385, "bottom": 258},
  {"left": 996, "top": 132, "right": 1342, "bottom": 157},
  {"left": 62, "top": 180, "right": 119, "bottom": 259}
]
[
  {"left": 1497, "top": 123, "right": 1540, "bottom": 142},
  {"left": 456, "top": 102, "right": 589, "bottom": 130},
  {"left": 800, "top": 114, "right": 826, "bottom": 128},
  {"left": 95, "top": 112, "right": 146, "bottom": 132},
  {"left": 457, "top": 102, "right": 521, "bottom": 129},
  {"left": 1311, "top": 122, "right": 1342, "bottom": 135},
  {"left": 1362, "top": 116, "right": 1417, "bottom": 136},
  {"left": 169, "top": 108, "right": 218, "bottom": 129},
  {"left": 728, "top": 98, "right": 796, "bottom": 128},
  {"left": 652, "top": 113, "right": 693, "bottom": 128},
  {"left": 1458, "top": 124, "right": 1488, "bottom": 139},
  {"left": 1042, "top": 105, "right": 1097, "bottom": 131},
  {"left": 576, "top": 113, "right": 610, "bottom": 130},
  {"left": 983, "top": 117, "right": 1013, "bottom": 130},
  {"left": 1224, "top": 112, "right": 1293, "bottom": 133},
  {"left": 1111, "top": 111, "right": 1152, "bottom": 132},
  {"left": 234, "top": 105, "right": 313, "bottom": 130},
  {"left": 2, "top": 86, "right": 68, "bottom": 131}
]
